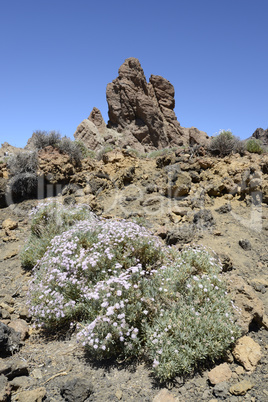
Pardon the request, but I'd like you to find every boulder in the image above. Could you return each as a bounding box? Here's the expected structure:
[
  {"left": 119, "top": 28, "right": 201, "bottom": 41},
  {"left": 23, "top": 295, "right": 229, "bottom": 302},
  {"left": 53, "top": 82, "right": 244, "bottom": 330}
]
[
  {"left": 8, "top": 319, "right": 29, "bottom": 341},
  {"left": 60, "top": 375, "right": 94, "bottom": 402},
  {"left": 232, "top": 336, "right": 261, "bottom": 372},
  {"left": 0, "top": 322, "right": 21, "bottom": 356},
  {"left": 229, "top": 380, "right": 254, "bottom": 396},
  {"left": 208, "top": 363, "right": 232, "bottom": 385},
  {"left": 226, "top": 274, "right": 264, "bottom": 333}
]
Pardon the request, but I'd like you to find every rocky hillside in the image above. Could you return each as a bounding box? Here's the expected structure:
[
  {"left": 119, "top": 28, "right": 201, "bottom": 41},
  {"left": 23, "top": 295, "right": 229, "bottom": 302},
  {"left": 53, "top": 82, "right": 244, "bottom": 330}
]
[{"left": 0, "top": 144, "right": 268, "bottom": 401}]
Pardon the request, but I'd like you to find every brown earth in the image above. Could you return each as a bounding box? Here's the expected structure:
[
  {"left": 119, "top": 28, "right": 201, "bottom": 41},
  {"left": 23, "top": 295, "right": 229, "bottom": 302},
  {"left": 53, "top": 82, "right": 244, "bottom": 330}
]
[{"left": 0, "top": 148, "right": 268, "bottom": 401}]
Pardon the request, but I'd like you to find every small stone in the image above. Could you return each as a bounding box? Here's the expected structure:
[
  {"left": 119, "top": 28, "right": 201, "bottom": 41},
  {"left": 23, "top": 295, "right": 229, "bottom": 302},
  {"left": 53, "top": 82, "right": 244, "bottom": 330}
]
[
  {"left": 235, "top": 366, "right": 245, "bottom": 375},
  {"left": 202, "top": 389, "right": 212, "bottom": 400},
  {"left": 0, "top": 360, "right": 29, "bottom": 380},
  {"left": 18, "top": 306, "right": 32, "bottom": 321},
  {"left": 3, "top": 249, "right": 18, "bottom": 260},
  {"left": 9, "top": 376, "right": 33, "bottom": 391},
  {"left": 0, "top": 302, "right": 14, "bottom": 314},
  {"left": 239, "top": 239, "right": 251, "bottom": 250},
  {"left": 232, "top": 336, "right": 261, "bottom": 372},
  {"left": 0, "top": 374, "right": 11, "bottom": 402},
  {"left": 8, "top": 319, "right": 29, "bottom": 341},
  {"left": 229, "top": 380, "right": 253, "bottom": 396},
  {"left": 1, "top": 309, "right": 11, "bottom": 319},
  {"left": 13, "top": 386, "right": 46, "bottom": 402},
  {"left": 115, "top": 388, "right": 123, "bottom": 400},
  {"left": 31, "top": 368, "right": 43, "bottom": 379},
  {"left": 2, "top": 219, "right": 18, "bottom": 231},
  {"left": 213, "top": 381, "right": 229, "bottom": 398},
  {"left": 153, "top": 389, "right": 177, "bottom": 402},
  {"left": 60, "top": 375, "right": 94, "bottom": 402},
  {"left": 262, "top": 314, "right": 268, "bottom": 330},
  {"left": 208, "top": 363, "right": 232, "bottom": 385},
  {"left": 215, "top": 203, "right": 232, "bottom": 214}
]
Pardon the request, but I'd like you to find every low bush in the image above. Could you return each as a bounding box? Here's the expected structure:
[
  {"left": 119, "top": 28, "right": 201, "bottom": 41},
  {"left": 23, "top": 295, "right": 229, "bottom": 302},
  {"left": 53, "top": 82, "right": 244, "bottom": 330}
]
[
  {"left": 97, "top": 145, "right": 114, "bottom": 161},
  {"left": 27, "top": 204, "right": 241, "bottom": 382},
  {"left": 7, "top": 151, "right": 38, "bottom": 177},
  {"left": 32, "top": 131, "right": 83, "bottom": 165},
  {"left": 6, "top": 151, "right": 39, "bottom": 202},
  {"left": 20, "top": 201, "right": 96, "bottom": 269},
  {"left": 147, "top": 148, "right": 177, "bottom": 159},
  {"left": 209, "top": 130, "right": 244, "bottom": 156},
  {"left": 55, "top": 137, "right": 82, "bottom": 166},
  {"left": 74, "top": 141, "right": 96, "bottom": 159},
  {"left": 32, "top": 130, "right": 61, "bottom": 149},
  {"left": 245, "top": 138, "right": 264, "bottom": 154},
  {"left": 8, "top": 173, "right": 38, "bottom": 202}
]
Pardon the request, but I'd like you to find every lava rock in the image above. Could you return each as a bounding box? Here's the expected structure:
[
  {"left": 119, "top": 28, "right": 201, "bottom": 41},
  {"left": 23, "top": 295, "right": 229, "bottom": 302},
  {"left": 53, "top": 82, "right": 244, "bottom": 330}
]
[{"left": 60, "top": 375, "right": 94, "bottom": 402}]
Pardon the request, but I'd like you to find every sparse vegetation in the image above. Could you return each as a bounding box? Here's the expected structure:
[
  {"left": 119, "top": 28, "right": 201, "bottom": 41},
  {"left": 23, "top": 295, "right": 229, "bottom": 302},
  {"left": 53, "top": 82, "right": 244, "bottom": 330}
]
[
  {"left": 6, "top": 151, "right": 39, "bottom": 202},
  {"left": 26, "top": 202, "right": 241, "bottom": 382},
  {"left": 246, "top": 138, "right": 264, "bottom": 154},
  {"left": 32, "top": 130, "right": 83, "bottom": 165},
  {"left": 97, "top": 145, "right": 114, "bottom": 161},
  {"left": 55, "top": 137, "right": 82, "bottom": 165},
  {"left": 21, "top": 201, "right": 96, "bottom": 269},
  {"left": 8, "top": 172, "right": 38, "bottom": 201},
  {"left": 147, "top": 147, "right": 177, "bottom": 159},
  {"left": 209, "top": 130, "right": 244, "bottom": 156},
  {"left": 74, "top": 140, "right": 96, "bottom": 159},
  {"left": 32, "top": 130, "right": 61, "bottom": 149},
  {"left": 7, "top": 151, "right": 38, "bottom": 177}
]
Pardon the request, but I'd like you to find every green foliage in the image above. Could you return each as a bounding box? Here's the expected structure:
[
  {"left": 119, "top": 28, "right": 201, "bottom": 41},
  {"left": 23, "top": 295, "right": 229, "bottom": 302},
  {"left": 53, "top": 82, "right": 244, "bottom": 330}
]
[
  {"left": 74, "top": 140, "right": 96, "bottom": 159},
  {"left": 26, "top": 206, "right": 241, "bottom": 382},
  {"left": 245, "top": 138, "right": 264, "bottom": 154},
  {"left": 147, "top": 148, "right": 177, "bottom": 159},
  {"left": 97, "top": 145, "right": 114, "bottom": 161},
  {"left": 209, "top": 130, "right": 244, "bottom": 156},
  {"left": 20, "top": 201, "right": 96, "bottom": 269}
]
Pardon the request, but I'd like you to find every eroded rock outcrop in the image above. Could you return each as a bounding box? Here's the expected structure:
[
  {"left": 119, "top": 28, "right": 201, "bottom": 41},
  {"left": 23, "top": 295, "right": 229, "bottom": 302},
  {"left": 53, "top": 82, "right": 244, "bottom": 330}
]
[
  {"left": 252, "top": 127, "right": 268, "bottom": 146},
  {"left": 74, "top": 58, "right": 209, "bottom": 152}
]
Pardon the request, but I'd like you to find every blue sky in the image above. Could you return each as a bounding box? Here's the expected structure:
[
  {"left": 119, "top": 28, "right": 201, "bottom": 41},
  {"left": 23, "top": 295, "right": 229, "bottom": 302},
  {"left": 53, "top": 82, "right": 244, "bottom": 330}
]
[{"left": 0, "top": 0, "right": 267, "bottom": 148}]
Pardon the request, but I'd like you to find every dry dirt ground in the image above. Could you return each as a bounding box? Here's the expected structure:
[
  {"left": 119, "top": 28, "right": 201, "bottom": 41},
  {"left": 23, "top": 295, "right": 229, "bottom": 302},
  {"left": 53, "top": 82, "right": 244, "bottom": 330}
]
[{"left": 0, "top": 153, "right": 268, "bottom": 401}]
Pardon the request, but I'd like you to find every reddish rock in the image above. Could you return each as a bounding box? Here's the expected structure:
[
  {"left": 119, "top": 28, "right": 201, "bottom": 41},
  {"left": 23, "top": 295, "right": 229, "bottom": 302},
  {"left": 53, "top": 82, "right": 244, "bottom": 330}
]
[
  {"left": 232, "top": 336, "right": 261, "bottom": 372},
  {"left": 75, "top": 58, "right": 208, "bottom": 153},
  {"left": 208, "top": 363, "right": 232, "bottom": 385}
]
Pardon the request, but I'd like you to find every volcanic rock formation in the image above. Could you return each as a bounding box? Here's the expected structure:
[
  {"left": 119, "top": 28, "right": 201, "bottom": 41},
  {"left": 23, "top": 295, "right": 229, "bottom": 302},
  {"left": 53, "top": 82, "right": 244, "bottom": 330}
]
[
  {"left": 74, "top": 58, "right": 209, "bottom": 152},
  {"left": 251, "top": 128, "right": 268, "bottom": 146}
]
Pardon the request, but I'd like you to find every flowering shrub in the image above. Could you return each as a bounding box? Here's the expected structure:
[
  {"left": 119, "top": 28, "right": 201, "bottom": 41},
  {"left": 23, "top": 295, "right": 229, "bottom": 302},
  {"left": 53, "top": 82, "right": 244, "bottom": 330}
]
[
  {"left": 27, "top": 205, "right": 241, "bottom": 381},
  {"left": 20, "top": 201, "right": 97, "bottom": 269}
]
